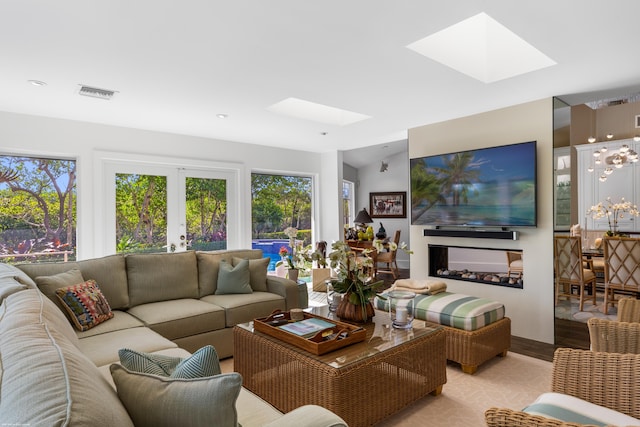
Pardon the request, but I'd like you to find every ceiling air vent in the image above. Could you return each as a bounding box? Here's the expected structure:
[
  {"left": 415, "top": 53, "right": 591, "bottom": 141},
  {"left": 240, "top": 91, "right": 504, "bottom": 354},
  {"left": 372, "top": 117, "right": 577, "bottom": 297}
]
[{"left": 78, "top": 85, "right": 117, "bottom": 100}]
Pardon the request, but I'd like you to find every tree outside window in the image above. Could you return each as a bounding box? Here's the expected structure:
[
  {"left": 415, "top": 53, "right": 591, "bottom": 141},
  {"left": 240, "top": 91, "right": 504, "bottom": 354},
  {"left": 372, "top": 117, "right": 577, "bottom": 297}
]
[
  {"left": 0, "top": 156, "right": 76, "bottom": 263},
  {"left": 251, "top": 173, "right": 312, "bottom": 270}
]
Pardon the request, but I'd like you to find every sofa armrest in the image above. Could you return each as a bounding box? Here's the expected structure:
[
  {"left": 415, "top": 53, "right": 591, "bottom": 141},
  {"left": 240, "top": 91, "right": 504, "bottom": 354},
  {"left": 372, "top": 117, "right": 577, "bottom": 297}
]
[
  {"left": 551, "top": 348, "right": 640, "bottom": 418},
  {"left": 262, "top": 405, "right": 348, "bottom": 427},
  {"left": 484, "top": 407, "right": 603, "bottom": 427},
  {"left": 587, "top": 318, "right": 640, "bottom": 354},
  {"left": 266, "top": 276, "right": 301, "bottom": 310}
]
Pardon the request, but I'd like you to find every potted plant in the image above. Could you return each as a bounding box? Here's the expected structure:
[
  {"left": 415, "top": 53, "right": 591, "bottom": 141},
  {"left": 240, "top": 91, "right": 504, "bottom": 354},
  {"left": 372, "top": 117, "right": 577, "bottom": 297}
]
[{"left": 327, "top": 241, "right": 384, "bottom": 322}]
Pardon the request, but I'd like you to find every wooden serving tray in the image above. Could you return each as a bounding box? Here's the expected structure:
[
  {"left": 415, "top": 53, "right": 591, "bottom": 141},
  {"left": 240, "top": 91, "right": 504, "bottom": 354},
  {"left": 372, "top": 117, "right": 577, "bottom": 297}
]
[{"left": 253, "top": 310, "right": 366, "bottom": 355}]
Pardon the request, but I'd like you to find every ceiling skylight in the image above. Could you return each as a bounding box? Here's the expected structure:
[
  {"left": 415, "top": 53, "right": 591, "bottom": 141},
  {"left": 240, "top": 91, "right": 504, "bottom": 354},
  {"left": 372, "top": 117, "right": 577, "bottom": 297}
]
[
  {"left": 406, "top": 12, "right": 556, "bottom": 83},
  {"left": 267, "top": 97, "right": 370, "bottom": 126}
]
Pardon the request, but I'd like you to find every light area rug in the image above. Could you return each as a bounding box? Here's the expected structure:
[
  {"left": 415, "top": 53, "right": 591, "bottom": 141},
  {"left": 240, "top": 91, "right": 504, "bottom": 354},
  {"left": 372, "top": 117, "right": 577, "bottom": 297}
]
[{"left": 221, "top": 351, "right": 552, "bottom": 427}]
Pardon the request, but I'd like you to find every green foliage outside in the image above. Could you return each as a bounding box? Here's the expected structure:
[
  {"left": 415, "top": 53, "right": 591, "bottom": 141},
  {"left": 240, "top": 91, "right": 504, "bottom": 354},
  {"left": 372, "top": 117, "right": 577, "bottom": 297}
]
[
  {"left": 0, "top": 156, "right": 77, "bottom": 262},
  {"left": 251, "top": 173, "right": 312, "bottom": 245}
]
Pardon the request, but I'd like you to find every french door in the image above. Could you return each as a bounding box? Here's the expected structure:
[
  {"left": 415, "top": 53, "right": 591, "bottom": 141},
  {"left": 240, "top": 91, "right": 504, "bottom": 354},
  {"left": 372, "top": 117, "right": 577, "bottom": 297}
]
[{"left": 103, "top": 161, "right": 239, "bottom": 255}]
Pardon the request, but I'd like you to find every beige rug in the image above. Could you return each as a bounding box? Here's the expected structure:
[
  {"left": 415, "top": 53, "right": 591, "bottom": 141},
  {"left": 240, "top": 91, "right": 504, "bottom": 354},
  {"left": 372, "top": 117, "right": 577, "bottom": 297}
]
[{"left": 222, "top": 351, "right": 552, "bottom": 426}]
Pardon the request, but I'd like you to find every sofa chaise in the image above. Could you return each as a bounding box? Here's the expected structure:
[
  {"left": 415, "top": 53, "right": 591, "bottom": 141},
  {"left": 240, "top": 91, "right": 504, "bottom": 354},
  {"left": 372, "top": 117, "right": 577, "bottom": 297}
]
[{"left": 0, "top": 250, "right": 348, "bottom": 426}]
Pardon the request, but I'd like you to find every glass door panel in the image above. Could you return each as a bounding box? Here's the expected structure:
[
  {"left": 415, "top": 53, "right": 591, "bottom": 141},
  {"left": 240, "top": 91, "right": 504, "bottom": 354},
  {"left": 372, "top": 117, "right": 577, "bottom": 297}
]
[
  {"left": 115, "top": 173, "right": 168, "bottom": 254},
  {"left": 185, "top": 176, "right": 227, "bottom": 251},
  {"left": 104, "top": 160, "right": 237, "bottom": 255}
]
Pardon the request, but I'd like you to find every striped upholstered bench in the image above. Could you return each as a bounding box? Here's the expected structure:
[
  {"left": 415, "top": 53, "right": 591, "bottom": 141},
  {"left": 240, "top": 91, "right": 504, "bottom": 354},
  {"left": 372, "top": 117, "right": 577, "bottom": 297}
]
[{"left": 374, "top": 292, "right": 511, "bottom": 374}]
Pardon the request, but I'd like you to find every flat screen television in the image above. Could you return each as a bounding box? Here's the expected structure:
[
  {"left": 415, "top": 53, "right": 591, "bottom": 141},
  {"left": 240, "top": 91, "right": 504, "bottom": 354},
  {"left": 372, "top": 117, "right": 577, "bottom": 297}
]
[{"left": 410, "top": 140, "right": 537, "bottom": 227}]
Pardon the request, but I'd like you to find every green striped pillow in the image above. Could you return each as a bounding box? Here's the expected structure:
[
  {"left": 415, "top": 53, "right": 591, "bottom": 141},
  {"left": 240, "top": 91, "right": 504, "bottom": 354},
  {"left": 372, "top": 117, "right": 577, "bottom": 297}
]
[{"left": 119, "top": 345, "right": 221, "bottom": 379}]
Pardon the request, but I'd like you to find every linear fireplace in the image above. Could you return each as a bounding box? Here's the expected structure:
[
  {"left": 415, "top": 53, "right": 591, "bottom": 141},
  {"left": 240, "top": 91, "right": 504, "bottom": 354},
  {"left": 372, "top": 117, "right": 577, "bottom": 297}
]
[{"left": 428, "top": 244, "right": 523, "bottom": 289}]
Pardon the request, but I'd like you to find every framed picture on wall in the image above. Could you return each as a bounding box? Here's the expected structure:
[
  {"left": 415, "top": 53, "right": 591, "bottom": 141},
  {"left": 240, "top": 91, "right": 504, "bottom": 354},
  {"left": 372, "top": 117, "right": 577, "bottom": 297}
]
[{"left": 370, "top": 191, "right": 407, "bottom": 218}]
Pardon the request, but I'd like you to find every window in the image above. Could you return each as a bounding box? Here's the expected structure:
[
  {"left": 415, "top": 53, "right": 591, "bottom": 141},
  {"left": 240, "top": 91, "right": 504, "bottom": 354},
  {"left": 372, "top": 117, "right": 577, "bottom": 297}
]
[
  {"left": 342, "top": 180, "right": 355, "bottom": 227},
  {"left": 251, "top": 173, "right": 312, "bottom": 270},
  {"left": 0, "top": 155, "right": 76, "bottom": 263}
]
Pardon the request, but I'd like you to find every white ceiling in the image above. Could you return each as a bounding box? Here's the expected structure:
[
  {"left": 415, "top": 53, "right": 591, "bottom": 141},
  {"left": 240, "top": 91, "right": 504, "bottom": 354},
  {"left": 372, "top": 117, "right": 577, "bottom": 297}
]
[{"left": 3, "top": 1, "right": 640, "bottom": 167}]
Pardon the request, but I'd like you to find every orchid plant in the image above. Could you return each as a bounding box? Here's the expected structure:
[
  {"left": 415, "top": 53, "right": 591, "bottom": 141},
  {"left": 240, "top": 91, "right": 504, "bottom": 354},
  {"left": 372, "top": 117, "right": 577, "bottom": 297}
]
[{"left": 587, "top": 197, "right": 640, "bottom": 236}]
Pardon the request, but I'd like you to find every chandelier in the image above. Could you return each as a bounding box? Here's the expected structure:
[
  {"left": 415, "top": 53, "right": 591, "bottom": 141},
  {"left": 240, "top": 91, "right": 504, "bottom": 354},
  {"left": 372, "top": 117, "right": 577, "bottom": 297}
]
[{"left": 586, "top": 135, "right": 639, "bottom": 182}]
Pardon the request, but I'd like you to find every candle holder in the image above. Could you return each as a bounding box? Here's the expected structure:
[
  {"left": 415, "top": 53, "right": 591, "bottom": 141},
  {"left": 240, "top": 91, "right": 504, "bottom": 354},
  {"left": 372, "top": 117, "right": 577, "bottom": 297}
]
[
  {"left": 326, "top": 280, "right": 342, "bottom": 312},
  {"left": 387, "top": 290, "right": 416, "bottom": 329}
]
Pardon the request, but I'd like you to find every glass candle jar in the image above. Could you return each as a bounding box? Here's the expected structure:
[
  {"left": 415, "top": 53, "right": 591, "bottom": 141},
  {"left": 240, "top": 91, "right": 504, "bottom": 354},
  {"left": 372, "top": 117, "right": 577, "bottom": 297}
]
[
  {"left": 326, "top": 280, "right": 342, "bottom": 312},
  {"left": 387, "top": 290, "right": 416, "bottom": 329}
]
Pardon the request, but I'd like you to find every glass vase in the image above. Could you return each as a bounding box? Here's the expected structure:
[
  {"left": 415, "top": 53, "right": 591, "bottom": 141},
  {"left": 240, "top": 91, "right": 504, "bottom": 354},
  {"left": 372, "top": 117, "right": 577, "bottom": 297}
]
[{"left": 387, "top": 290, "right": 416, "bottom": 329}]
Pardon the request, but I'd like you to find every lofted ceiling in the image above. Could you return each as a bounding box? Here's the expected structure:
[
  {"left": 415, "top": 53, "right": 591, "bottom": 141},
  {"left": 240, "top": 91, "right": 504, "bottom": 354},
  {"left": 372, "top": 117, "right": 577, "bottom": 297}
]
[{"left": 2, "top": 1, "right": 640, "bottom": 165}]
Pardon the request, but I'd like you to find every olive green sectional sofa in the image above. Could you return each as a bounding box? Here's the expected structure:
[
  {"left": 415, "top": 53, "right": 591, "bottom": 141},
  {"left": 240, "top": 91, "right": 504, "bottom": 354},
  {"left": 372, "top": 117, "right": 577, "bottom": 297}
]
[
  {"left": 0, "top": 250, "right": 348, "bottom": 426},
  {"left": 16, "top": 249, "right": 302, "bottom": 359}
]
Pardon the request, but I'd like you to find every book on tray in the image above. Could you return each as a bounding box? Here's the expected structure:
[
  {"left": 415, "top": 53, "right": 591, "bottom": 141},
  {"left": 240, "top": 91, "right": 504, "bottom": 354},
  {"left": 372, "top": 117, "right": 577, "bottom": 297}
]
[{"left": 278, "top": 317, "right": 335, "bottom": 338}]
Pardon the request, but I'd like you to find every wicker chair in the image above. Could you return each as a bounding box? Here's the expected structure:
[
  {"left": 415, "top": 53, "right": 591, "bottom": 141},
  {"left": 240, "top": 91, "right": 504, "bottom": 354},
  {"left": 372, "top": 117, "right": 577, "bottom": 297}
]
[
  {"left": 618, "top": 297, "right": 640, "bottom": 322},
  {"left": 587, "top": 317, "right": 640, "bottom": 354},
  {"left": 506, "top": 251, "right": 523, "bottom": 278},
  {"left": 554, "top": 236, "right": 597, "bottom": 311},
  {"left": 602, "top": 237, "right": 640, "bottom": 315},
  {"left": 485, "top": 348, "right": 640, "bottom": 426},
  {"left": 374, "top": 230, "right": 400, "bottom": 279}
]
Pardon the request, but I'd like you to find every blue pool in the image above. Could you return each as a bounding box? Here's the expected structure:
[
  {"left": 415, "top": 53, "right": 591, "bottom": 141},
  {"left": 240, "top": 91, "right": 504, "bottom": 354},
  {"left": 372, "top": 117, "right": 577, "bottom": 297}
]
[{"left": 252, "top": 239, "right": 291, "bottom": 271}]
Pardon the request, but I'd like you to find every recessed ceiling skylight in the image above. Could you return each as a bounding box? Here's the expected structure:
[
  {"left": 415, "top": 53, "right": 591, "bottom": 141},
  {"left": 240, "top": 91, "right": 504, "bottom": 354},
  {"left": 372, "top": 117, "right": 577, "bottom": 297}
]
[
  {"left": 267, "top": 97, "right": 370, "bottom": 126},
  {"left": 406, "top": 12, "right": 556, "bottom": 83}
]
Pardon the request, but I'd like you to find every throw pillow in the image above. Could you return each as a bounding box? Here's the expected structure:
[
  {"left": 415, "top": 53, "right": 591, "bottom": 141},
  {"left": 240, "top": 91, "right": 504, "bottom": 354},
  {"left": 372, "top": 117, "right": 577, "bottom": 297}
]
[
  {"left": 233, "top": 257, "right": 269, "bottom": 292},
  {"left": 35, "top": 268, "right": 85, "bottom": 311},
  {"left": 55, "top": 280, "right": 114, "bottom": 331},
  {"left": 215, "top": 259, "right": 252, "bottom": 295},
  {"left": 119, "top": 345, "right": 221, "bottom": 378},
  {"left": 110, "top": 364, "right": 242, "bottom": 427}
]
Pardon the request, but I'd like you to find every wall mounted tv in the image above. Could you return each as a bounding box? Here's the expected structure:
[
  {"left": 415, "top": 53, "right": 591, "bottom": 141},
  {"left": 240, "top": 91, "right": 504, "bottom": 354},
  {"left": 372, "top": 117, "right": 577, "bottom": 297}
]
[{"left": 410, "top": 140, "right": 537, "bottom": 228}]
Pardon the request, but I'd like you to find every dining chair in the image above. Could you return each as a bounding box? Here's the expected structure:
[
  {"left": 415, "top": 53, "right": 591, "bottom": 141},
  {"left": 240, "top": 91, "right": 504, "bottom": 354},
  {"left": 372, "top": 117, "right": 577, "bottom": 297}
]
[
  {"left": 618, "top": 297, "right": 640, "bottom": 323},
  {"left": 588, "top": 317, "right": 640, "bottom": 354},
  {"left": 602, "top": 237, "right": 640, "bottom": 315},
  {"left": 374, "top": 230, "right": 401, "bottom": 279},
  {"left": 505, "top": 251, "right": 523, "bottom": 278},
  {"left": 553, "top": 235, "right": 597, "bottom": 311}
]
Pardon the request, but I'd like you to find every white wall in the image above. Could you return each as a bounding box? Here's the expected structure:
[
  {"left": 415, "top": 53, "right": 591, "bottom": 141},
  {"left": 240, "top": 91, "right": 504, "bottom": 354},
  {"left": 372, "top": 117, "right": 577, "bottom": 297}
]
[
  {"left": 355, "top": 150, "right": 411, "bottom": 269},
  {"left": 408, "top": 98, "right": 555, "bottom": 344},
  {"left": 0, "top": 110, "right": 341, "bottom": 259}
]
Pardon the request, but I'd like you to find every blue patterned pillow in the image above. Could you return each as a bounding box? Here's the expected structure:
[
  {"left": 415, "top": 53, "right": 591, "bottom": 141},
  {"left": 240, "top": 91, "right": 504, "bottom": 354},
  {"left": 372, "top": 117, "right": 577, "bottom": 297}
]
[{"left": 119, "top": 345, "right": 221, "bottom": 379}]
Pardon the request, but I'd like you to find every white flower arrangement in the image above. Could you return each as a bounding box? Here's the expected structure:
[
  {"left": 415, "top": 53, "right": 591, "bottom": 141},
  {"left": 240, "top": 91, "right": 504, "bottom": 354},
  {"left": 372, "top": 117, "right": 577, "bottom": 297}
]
[{"left": 587, "top": 197, "right": 639, "bottom": 236}]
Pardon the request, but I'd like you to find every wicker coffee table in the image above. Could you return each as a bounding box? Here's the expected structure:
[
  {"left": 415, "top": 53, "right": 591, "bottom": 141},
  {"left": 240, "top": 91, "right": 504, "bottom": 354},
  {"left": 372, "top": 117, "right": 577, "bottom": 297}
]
[{"left": 234, "top": 309, "right": 447, "bottom": 427}]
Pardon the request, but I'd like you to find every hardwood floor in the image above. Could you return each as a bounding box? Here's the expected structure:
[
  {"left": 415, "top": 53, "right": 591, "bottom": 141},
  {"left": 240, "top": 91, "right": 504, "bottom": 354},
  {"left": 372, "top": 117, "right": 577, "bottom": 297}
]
[{"left": 312, "top": 267, "right": 591, "bottom": 363}]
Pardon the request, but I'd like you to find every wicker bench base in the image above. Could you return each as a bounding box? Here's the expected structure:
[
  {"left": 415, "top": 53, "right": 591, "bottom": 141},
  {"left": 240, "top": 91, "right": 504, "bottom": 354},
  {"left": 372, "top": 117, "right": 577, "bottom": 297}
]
[{"left": 426, "top": 316, "right": 511, "bottom": 374}]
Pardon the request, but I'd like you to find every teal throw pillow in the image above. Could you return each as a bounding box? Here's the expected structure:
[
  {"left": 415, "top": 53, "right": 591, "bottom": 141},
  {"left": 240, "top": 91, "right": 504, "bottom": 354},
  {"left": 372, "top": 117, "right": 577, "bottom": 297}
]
[
  {"left": 216, "top": 259, "right": 252, "bottom": 295},
  {"left": 118, "top": 345, "right": 221, "bottom": 379}
]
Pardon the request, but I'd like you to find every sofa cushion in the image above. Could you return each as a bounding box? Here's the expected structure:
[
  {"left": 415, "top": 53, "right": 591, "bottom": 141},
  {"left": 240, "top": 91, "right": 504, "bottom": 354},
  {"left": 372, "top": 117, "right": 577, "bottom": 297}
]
[
  {"left": 216, "top": 259, "right": 252, "bottom": 295},
  {"left": 110, "top": 364, "right": 242, "bottom": 427},
  {"left": 196, "top": 249, "right": 264, "bottom": 297},
  {"left": 119, "top": 345, "right": 221, "bottom": 378},
  {"left": 233, "top": 256, "right": 269, "bottom": 292},
  {"left": 34, "top": 268, "right": 85, "bottom": 312},
  {"left": 77, "top": 326, "right": 179, "bottom": 367},
  {"left": 56, "top": 279, "right": 114, "bottom": 331},
  {"left": 0, "top": 263, "right": 34, "bottom": 303},
  {"left": 0, "top": 289, "right": 134, "bottom": 426},
  {"left": 523, "top": 392, "right": 640, "bottom": 426},
  {"left": 77, "top": 254, "right": 129, "bottom": 309},
  {"left": 76, "top": 310, "right": 145, "bottom": 339},
  {"left": 127, "top": 298, "right": 226, "bottom": 340},
  {"left": 126, "top": 251, "right": 199, "bottom": 306},
  {"left": 201, "top": 292, "right": 286, "bottom": 327}
]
